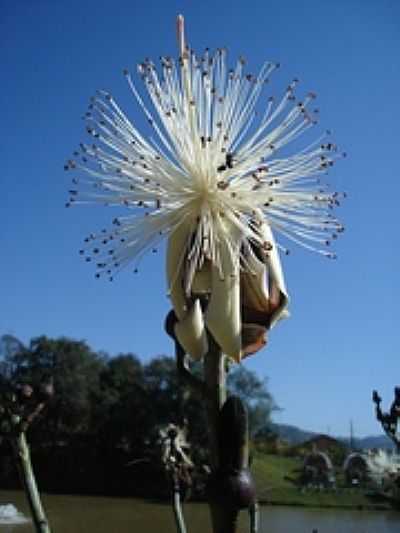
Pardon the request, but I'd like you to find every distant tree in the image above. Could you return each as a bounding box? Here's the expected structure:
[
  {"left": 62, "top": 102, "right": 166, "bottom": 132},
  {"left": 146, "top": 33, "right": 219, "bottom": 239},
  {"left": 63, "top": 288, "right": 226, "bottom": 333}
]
[
  {"left": 8, "top": 336, "right": 105, "bottom": 441},
  {"left": 0, "top": 332, "right": 280, "bottom": 496},
  {"left": 0, "top": 334, "right": 26, "bottom": 379},
  {"left": 143, "top": 356, "right": 181, "bottom": 428},
  {"left": 227, "top": 365, "right": 279, "bottom": 437},
  {"left": 93, "top": 353, "right": 147, "bottom": 453}
]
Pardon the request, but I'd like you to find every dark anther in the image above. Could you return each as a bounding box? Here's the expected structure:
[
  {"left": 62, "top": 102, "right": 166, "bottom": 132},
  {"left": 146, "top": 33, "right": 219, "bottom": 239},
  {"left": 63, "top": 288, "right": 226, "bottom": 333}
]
[{"left": 226, "top": 153, "right": 234, "bottom": 168}]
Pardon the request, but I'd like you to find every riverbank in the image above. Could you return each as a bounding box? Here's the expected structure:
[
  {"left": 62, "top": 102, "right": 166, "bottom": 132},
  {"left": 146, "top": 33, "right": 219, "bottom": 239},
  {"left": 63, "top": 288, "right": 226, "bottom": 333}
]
[
  {"left": 1, "top": 491, "right": 398, "bottom": 533},
  {"left": 0, "top": 451, "right": 394, "bottom": 512},
  {"left": 251, "top": 453, "right": 393, "bottom": 510}
]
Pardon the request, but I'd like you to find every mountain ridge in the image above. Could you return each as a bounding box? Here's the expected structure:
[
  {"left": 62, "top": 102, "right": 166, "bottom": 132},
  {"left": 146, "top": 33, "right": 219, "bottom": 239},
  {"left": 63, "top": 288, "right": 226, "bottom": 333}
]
[{"left": 271, "top": 423, "right": 395, "bottom": 450}]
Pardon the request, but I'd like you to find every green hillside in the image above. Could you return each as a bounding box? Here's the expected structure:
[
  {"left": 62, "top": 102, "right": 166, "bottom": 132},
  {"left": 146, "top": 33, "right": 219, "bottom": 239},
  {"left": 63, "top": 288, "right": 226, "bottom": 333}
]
[{"left": 251, "top": 452, "right": 390, "bottom": 510}]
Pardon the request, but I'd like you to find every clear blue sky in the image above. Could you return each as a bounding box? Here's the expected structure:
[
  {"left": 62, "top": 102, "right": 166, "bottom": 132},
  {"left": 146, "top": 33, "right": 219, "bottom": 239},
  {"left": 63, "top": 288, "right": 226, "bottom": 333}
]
[{"left": 1, "top": 0, "right": 399, "bottom": 438}]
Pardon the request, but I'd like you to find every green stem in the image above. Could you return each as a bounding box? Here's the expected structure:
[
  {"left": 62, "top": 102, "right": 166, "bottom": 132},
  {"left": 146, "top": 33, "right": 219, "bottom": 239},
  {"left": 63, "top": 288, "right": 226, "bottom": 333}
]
[
  {"left": 172, "top": 485, "right": 187, "bottom": 533},
  {"left": 12, "top": 433, "right": 51, "bottom": 533},
  {"left": 249, "top": 503, "right": 259, "bottom": 533}
]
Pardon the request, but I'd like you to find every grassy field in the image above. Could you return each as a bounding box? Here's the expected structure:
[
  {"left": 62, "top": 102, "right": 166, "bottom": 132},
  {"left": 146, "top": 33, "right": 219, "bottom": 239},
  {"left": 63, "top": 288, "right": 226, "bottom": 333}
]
[{"left": 251, "top": 452, "right": 391, "bottom": 510}]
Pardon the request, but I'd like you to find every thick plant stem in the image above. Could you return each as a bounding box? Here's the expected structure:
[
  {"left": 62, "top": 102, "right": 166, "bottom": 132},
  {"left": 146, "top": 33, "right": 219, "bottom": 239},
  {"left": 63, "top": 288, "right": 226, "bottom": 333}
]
[
  {"left": 204, "top": 338, "right": 226, "bottom": 470},
  {"left": 172, "top": 329, "right": 257, "bottom": 532},
  {"left": 204, "top": 339, "right": 238, "bottom": 533},
  {"left": 12, "top": 432, "right": 51, "bottom": 533},
  {"left": 203, "top": 339, "right": 257, "bottom": 533}
]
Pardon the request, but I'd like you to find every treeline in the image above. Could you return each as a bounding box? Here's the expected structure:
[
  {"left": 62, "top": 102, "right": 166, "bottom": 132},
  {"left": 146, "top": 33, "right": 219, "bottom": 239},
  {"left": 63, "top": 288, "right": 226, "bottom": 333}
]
[{"left": 0, "top": 334, "right": 277, "bottom": 497}]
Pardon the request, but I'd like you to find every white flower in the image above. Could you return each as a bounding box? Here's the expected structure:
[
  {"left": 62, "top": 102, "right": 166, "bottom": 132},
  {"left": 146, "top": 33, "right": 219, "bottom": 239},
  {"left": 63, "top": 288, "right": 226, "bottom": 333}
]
[{"left": 66, "top": 17, "right": 344, "bottom": 361}]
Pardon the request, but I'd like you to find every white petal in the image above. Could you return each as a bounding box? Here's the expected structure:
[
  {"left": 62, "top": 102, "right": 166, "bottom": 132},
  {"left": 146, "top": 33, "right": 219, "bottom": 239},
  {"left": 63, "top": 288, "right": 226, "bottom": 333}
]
[
  {"left": 174, "top": 299, "right": 209, "bottom": 360},
  {"left": 166, "top": 223, "right": 190, "bottom": 320},
  {"left": 205, "top": 236, "right": 242, "bottom": 362},
  {"left": 259, "top": 223, "right": 289, "bottom": 327}
]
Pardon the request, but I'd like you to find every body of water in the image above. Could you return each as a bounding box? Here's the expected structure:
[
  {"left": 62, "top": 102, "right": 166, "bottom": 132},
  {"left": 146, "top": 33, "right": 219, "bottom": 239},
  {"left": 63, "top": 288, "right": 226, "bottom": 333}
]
[{"left": 0, "top": 491, "right": 398, "bottom": 533}]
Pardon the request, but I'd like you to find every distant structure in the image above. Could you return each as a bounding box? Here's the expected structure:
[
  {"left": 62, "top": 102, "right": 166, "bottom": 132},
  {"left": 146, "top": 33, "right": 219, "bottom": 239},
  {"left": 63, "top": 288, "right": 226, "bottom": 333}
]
[
  {"left": 343, "top": 449, "right": 400, "bottom": 495},
  {"left": 349, "top": 419, "right": 354, "bottom": 451},
  {"left": 291, "top": 433, "right": 347, "bottom": 465},
  {"left": 372, "top": 387, "right": 400, "bottom": 453},
  {"left": 343, "top": 452, "right": 369, "bottom": 487},
  {"left": 305, "top": 434, "right": 342, "bottom": 453},
  {"left": 301, "top": 445, "right": 336, "bottom": 489}
]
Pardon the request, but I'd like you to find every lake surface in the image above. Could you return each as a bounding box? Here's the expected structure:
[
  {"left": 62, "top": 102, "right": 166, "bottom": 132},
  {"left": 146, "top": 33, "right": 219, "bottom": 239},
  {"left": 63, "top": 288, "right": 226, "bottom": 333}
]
[{"left": 0, "top": 491, "right": 399, "bottom": 533}]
